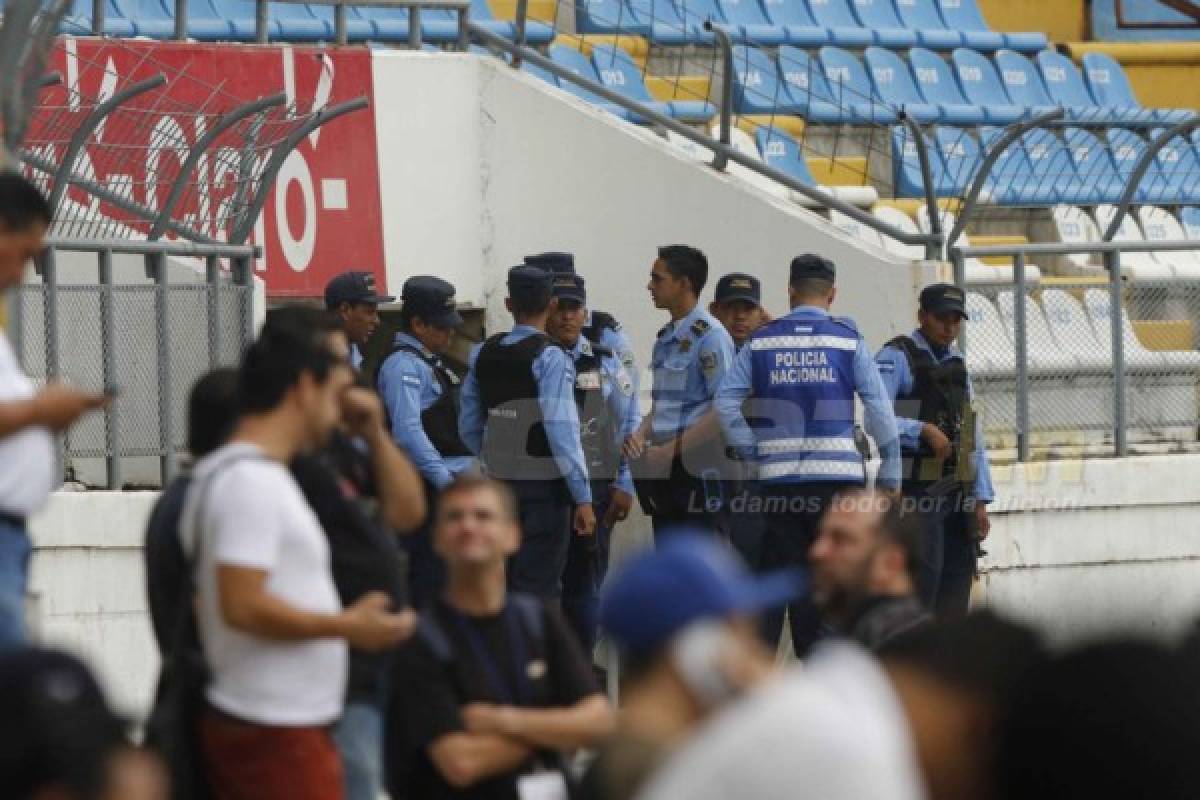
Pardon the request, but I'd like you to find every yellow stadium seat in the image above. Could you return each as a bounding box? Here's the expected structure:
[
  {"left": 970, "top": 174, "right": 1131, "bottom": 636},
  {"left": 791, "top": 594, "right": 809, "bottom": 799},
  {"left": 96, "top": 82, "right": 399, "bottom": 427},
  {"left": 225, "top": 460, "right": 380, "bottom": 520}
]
[
  {"left": 970, "top": 234, "right": 1029, "bottom": 266},
  {"left": 552, "top": 34, "right": 649, "bottom": 62},
  {"left": 734, "top": 115, "right": 806, "bottom": 138},
  {"left": 807, "top": 156, "right": 870, "bottom": 187},
  {"left": 646, "top": 76, "right": 711, "bottom": 104},
  {"left": 488, "top": 0, "right": 558, "bottom": 23}
]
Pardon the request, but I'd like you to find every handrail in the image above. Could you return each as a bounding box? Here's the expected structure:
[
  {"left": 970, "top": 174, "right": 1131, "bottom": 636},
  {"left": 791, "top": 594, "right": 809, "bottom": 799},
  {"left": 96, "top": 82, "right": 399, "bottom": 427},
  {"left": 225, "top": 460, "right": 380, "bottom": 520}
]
[
  {"left": 705, "top": 21, "right": 733, "bottom": 172},
  {"left": 1100, "top": 115, "right": 1200, "bottom": 242},
  {"left": 45, "top": 237, "right": 260, "bottom": 256},
  {"left": 476, "top": 23, "right": 941, "bottom": 252},
  {"left": 953, "top": 238, "right": 1200, "bottom": 257}
]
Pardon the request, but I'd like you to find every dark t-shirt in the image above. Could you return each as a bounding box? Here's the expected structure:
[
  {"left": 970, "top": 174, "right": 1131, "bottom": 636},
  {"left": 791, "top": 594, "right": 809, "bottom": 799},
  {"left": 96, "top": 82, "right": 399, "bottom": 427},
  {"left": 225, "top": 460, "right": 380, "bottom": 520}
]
[
  {"left": 290, "top": 432, "right": 409, "bottom": 702},
  {"left": 144, "top": 474, "right": 192, "bottom": 657},
  {"left": 389, "top": 596, "right": 600, "bottom": 800}
]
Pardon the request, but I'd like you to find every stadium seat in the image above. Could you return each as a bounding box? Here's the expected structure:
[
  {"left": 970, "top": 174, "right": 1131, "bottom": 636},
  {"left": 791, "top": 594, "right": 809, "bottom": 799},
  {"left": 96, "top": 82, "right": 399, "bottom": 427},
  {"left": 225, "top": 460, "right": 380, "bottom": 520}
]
[
  {"left": 938, "top": 0, "right": 1046, "bottom": 52},
  {"left": 863, "top": 47, "right": 940, "bottom": 123},
  {"left": 932, "top": 126, "right": 981, "bottom": 196},
  {"left": 1148, "top": 129, "right": 1200, "bottom": 204},
  {"left": 995, "top": 291, "right": 1081, "bottom": 370},
  {"left": 1092, "top": 204, "right": 1176, "bottom": 280},
  {"left": 1083, "top": 288, "right": 1200, "bottom": 369},
  {"left": 818, "top": 47, "right": 899, "bottom": 123},
  {"left": 830, "top": 208, "right": 888, "bottom": 250},
  {"left": 109, "top": 0, "right": 177, "bottom": 38},
  {"left": 59, "top": 0, "right": 136, "bottom": 36},
  {"left": 1105, "top": 128, "right": 1171, "bottom": 203},
  {"left": 848, "top": 0, "right": 917, "bottom": 47},
  {"left": 547, "top": 45, "right": 641, "bottom": 121},
  {"left": 1021, "top": 128, "right": 1084, "bottom": 204},
  {"left": 777, "top": 46, "right": 845, "bottom": 122},
  {"left": 724, "top": 125, "right": 793, "bottom": 199},
  {"left": 575, "top": 0, "right": 653, "bottom": 38},
  {"left": 754, "top": 125, "right": 879, "bottom": 206},
  {"left": 964, "top": 292, "right": 1016, "bottom": 374},
  {"left": 672, "top": 0, "right": 727, "bottom": 42},
  {"left": 521, "top": 58, "right": 561, "bottom": 87},
  {"left": 872, "top": 204, "right": 927, "bottom": 259},
  {"left": 629, "top": 0, "right": 710, "bottom": 45},
  {"left": 976, "top": 126, "right": 1042, "bottom": 205},
  {"left": 1081, "top": 52, "right": 1191, "bottom": 125},
  {"left": 732, "top": 46, "right": 798, "bottom": 114},
  {"left": 891, "top": 126, "right": 946, "bottom": 197},
  {"left": 1039, "top": 290, "right": 1112, "bottom": 370},
  {"left": 1037, "top": 50, "right": 1136, "bottom": 125},
  {"left": 951, "top": 49, "right": 1025, "bottom": 124},
  {"left": 892, "top": 0, "right": 962, "bottom": 50},
  {"left": 760, "top": 0, "right": 832, "bottom": 46},
  {"left": 806, "top": 0, "right": 873, "bottom": 47},
  {"left": 909, "top": 47, "right": 987, "bottom": 125},
  {"left": 1137, "top": 206, "right": 1200, "bottom": 278},
  {"left": 1182, "top": 206, "right": 1200, "bottom": 244},
  {"left": 994, "top": 49, "right": 1064, "bottom": 118},
  {"left": 666, "top": 129, "right": 716, "bottom": 162},
  {"left": 1051, "top": 205, "right": 1106, "bottom": 275},
  {"left": 174, "top": 0, "right": 239, "bottom": 39},
  {"left": 592, "top": 45, "right": 715, "bottom": 122},
  {"left": 1063, "top": 127, "right": 1126, "bottom": 203},
  {"left": 715, "top": 0, "right": 788, "bottom": 45},
  {"left": 915, "top": 206, "right": 1035, "bottom": 281}
]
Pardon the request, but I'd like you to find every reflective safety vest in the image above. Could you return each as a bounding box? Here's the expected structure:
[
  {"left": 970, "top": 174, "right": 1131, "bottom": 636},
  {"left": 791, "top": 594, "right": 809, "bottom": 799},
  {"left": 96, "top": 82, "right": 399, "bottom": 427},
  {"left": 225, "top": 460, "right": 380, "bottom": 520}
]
[{"left": 747, "top": 314, "right": 864, "bottom": 485}]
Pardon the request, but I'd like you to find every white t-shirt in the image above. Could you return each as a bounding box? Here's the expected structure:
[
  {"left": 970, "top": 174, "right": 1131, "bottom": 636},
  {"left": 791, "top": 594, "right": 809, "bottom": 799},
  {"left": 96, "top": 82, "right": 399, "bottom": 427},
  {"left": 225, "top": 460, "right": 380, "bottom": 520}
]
[
  {"left": 0, "top": 331, "right": 57, "bottom": 516},
  {"left": 182, "top": 442, "right": 347, "bottom": 727},
  {"left": 638, "top": 642, "right": 928, "bottom": 800}
]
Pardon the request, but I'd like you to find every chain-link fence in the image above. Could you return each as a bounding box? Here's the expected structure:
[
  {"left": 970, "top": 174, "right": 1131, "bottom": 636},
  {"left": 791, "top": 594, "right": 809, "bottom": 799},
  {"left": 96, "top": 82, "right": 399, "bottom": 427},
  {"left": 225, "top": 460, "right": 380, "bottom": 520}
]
[{"left": 7, "top": 239, "right": 256, "bottom": 489}]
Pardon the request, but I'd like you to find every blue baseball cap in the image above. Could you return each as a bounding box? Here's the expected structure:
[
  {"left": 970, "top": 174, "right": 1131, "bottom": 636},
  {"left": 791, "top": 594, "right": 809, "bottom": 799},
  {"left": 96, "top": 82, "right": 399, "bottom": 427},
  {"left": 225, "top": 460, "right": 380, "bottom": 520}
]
[{"left": 600, "top": 533, "right": 803, "bottom": 657}]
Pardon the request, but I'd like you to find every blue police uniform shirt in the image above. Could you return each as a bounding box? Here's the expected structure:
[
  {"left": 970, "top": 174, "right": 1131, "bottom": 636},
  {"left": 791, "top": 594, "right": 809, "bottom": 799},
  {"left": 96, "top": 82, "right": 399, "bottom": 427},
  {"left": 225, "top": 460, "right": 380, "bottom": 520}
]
[
  {"left": 874, "top": 330, "right": 995, "bottom": 503},
  {"left": 565, "top": 335, "right": 638, "bottom": 495},
  {"left": 459, "top": 325, "right": 593, "bottom": 505},
  {"left": 649, "top": 305, "right": 736, "bottom": 442},
  {"left": 377, "top": 332, "right": 476, "bottom": 490},
  {"left": 715, "top": 305, "right": 901, "bottom": 489}
]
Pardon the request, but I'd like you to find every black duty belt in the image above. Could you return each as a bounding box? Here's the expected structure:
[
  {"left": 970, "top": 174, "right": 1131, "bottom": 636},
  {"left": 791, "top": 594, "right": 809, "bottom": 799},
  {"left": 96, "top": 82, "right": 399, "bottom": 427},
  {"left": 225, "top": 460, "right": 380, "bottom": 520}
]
[{"left": 0, "top": 510, "right": 27, "bottom": 530}]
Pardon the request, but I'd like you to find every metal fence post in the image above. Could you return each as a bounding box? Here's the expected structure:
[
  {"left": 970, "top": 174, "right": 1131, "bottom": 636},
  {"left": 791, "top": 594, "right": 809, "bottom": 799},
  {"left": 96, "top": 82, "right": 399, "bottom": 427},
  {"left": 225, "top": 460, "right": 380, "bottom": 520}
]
[
  {"left": 456, "top": 4, "right": 469, "bottom": 51},
  {"left": 409, "top": 6, "right": 422, "bottom": 49},
  {"left": 99, "top": 249, "right": 120, "bottom": 489},
  {"left": 256, "top": 0, "right": 269, "bottom": 43},
  {"left": 335, "top": 0, "right": 348, "bottom": 45},
  {"left": 705, "top": 21, "right": 733, "bottom": 172},
  {"left": 1014, "top": 252, "right": 1030, "bottom": 463},
  {"left": 39, "top": 246, "right": 63, "bottom": 479},
  {"left": 234, "top": 255, "right": 255, "bottom": 348},
  {"left": 951, "top": 247, "right": 968, "bottom": 357},
  {"left": 206, "top": 255, "right": 222, "bottom": 368},
  {"left": 152, "top": 252, "right": 176, "bottom": 482},
  {"left": 92, "top": 0, "right": 105, "bottom": 35},
  {"left": 175, "top": 0, "right": 188, "bottom": 40},
  {"left": 513, "top": 0, "right": 528, "bottom": 59},
  {"left": 1105, "top": 249, "right": 1128, "bottom": 457}
]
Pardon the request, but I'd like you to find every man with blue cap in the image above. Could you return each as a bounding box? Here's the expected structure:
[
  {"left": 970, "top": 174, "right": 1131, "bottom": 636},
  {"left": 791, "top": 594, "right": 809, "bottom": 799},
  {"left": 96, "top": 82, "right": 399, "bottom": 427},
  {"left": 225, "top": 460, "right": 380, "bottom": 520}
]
[
  {"left": 459, "top": 266, "right": 596, "bottom": 602},
  {"left": 377, "top": 275, "right": 472, "bottom": 608},
  {"left": 582, "top": 533, "right": 795, "bottom": 800},
  {"left": 715, "top": 253, "right": 901, "bottom": 658},
  {"left": 545, "top": 271, "right": 640, "bottom": 655},
  {"left": 324, "top": 270, "right": 395, "bottom": 370}
]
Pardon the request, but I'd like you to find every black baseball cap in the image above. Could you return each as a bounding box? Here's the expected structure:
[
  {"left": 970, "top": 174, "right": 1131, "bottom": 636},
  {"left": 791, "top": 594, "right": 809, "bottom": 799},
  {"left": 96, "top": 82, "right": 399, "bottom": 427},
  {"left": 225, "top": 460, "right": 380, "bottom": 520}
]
[
  {"left": 401, "top": 275, "right": 463, "bottom": 329},
  {"left": 524, "top": 252, "right": 575, "bottom": 275},
  {"left": 324, "top": 270, "right": 395, "bottom": 310},
  {"left": 789, "top": 254, "right": 836, "bottom": 284},
  {"left": 714, "top": 272, "right": 761, "bottom": 305},
  {"left": 552, "top": 273, "right": 586, "bottom": 304},
  {"left": 508, "top": 265, "right": 554, "bottom": 304},
  {"left": 919, "top": 283, "right": 968, "bottom": 319}
]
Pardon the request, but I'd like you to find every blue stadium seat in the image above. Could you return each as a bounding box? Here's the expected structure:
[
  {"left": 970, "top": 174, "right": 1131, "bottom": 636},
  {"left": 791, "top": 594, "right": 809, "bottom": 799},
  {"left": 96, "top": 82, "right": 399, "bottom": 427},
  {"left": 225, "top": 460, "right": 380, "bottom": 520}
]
[
  {"left": 951, "top": 48, "right": 1025, "bottom": 124},
  {"left": 547, "top": 45, "right": 641, "bottom": 121},
  {"left": 521, "top": 59, "right": 560, "bottom": 87},
  {"left": 628, "top": 0, "right": 713, "bottom": 44},
  {"left": 933, "top": 126, "right": 981, "bottom": 195},
  {"left": 1081, "top": 52, "right": 1191, "bottom": 125},
  {"left": 761, "top": 0, "right": 831, "bottom": 46},
  {"left": 979, "top": 126, "right": 1056, "bottom": 204},
  {"left": 673, "top": 0, "right": 725, "bottom": 42},
  {"left": 850, "top": 0, "right": 917, "bottom": 47},
  {"left": 1105, "top": 128, "right": 1174, "bottom": 202},
  {"left": 994, "top": 49, "right": 1062, "bottom": 117},
  {"left": 60, "top": 0, "right": 137, "bottom": 35},
  {"left": 1183, "top": 207, "right": 1200, "bottom": 239},
  {"left": 892, "top": 0, "right": 962, "bottom": 50},
  {"left": 754, "top": 124, "right": 824, "bottom": 186},
  {"left": 188, "top": 0, "right": 245, "bottom": 38},
  {"left": 909, "top": 47, "right": 987, "bottom": 125},
  {"left": 1021, "top": 128, "right": 1083, "bottom": 203},
  {"left": 806, "top": 0, "right": 873, "bottom": 47},
  {"left": 715, "top": 0, "right": 788, "bottom": 44},
  {"left": 891, "top": 126, "right": 947, "bottom": 197},
  {"left": 575, "top": 0, "right": 652, "bottom": 37},
  {"left": 109, "top": 0, "right": 174, "bottom": 38},
  {"left": 863, "top": 46, "right": 940, "bottom": 123},
  {"left": 1063, "top": 127, "right": 1125, "bottom": 203},
  {"left": 1037, "top": 50, "right": 1130, "bottom": 125},
  {"left": 1148, "top": 129, "right": 1200, "bottom": 203},
  {"left": 938, "top": 0, "right": 1046, "bottom": 52},
  {"left": 592, "top": 44, "right": 715, "bottom": 121},
  {"left": 818, "top": 46, "right": 899, "bottom": 123},
  {"left": 732, "top": 46, "right": 800, "bottom": 113},
  {"left": 778, "top": 45, "right": 846, "bottom": 122},
  {"left": 210, "top": 0, "right": 280, "bottom": 36}
]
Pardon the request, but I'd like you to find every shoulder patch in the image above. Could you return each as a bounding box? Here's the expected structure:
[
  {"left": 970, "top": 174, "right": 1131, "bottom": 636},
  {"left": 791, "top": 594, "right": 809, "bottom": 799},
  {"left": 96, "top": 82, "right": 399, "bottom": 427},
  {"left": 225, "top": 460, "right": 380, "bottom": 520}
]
[
  {"left": 401, "top": 373, "right": 423, "bottom": 387},
  {"left": 619, "top": 350, "right": 635, "bottom": 369},
  {"left": 579, "top": 338, "right": 594, "bottom": 357},
  {"left": 690, "top": 318, "right": 712, "bottom": 337},
  {"left": 700, "top": 351, "right": 718, "bottom": 376},
  {"left": 876, "top": 361, "right": 896, "bottom": 373}
]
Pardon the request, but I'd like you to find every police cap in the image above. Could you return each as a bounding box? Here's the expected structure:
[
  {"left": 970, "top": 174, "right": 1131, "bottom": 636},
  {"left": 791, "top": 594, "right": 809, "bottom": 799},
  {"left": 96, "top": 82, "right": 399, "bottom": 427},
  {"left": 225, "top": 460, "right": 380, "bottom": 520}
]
[
  {"left": 507, "top": 265, "right": 554, "bottom": 303},
  {"left": 324, "top": 270, "right": 395, "bottom": 310},
  {"left": 919, "top": 283, "right": 968, "bottom": 319},
  {"left": 400, "top": 275, "right": 464, "bottom": 329},
  {"left": 714, "top": 272, "right": 761, "bottom": 306},
  {"left": 552, "top": 273, "right": 586, "bottom": 304},
  {"left": 523, "top": 252, "right": 576, "bottom": 275},
  {"left": 789, "top": 254, "right": 836, "bottom": 284}
]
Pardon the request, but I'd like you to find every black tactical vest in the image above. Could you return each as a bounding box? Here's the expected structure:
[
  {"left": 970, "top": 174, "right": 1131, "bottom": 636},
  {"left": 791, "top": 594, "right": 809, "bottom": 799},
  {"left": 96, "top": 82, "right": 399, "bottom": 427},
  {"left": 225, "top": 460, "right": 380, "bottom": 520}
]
[
  {"left": 572, "top": 341, "right": 621, "bottom": 483},
  {"left": 582, "top": 310, "right": 618, "bottom": 347},
  {"left": 475, "top": 332, "right": 560, "bottom": 482},
  {"left": 888, "top": 335, "right": 975, "bottom": 485},
  {"left": 378, "top": 343, "right": 471, "bottom": 458}
]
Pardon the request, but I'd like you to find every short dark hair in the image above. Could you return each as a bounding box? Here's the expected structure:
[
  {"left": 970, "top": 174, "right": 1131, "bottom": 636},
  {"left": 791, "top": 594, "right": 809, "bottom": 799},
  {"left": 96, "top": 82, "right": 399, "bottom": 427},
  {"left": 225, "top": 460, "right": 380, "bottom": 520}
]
[
  {"left": 437, "top": 472, "right": 518, "bottom": 522},
  {"left": 510, "top": 286, "right": 553, "bottom": 316},
  {"left": 790, "top": 276, "right": 834, "bottom": 299},
  {"left": 877, "top": 503, "right": 923, "bottom": 578},
  {"left": 658, "top": 244, "right": 709, "bottom": 296},
  {"left": 187, "top": 368, "right": 239, "bottom": 458},
  {"left": 0, "top": 173, "right": 51, "bottom": 233},
  {"left": 239, "top": 307, "right": 343, "bottom": 414}
]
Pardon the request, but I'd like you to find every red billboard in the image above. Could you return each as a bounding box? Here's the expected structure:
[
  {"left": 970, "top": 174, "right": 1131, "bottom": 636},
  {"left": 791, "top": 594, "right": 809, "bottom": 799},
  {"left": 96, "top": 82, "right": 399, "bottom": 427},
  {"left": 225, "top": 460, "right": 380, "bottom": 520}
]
[{"left": 36, "top": 39, "right": 385, "bottom": 299}]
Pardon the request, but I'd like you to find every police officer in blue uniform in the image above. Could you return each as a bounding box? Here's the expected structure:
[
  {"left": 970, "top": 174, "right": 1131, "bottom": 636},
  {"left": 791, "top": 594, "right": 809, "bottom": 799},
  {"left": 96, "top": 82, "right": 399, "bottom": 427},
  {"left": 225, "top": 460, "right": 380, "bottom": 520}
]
[
  {"left": 709, "top": 272, "right": 770, "bottom": 350},
  {"left": 546, "top": 272, "right": 640, "bottom": 653},
  {"left": 459, "top": 266, "right": 596, "bottom": 601},
  {"left": 715, "top": 254, "right": 901, "bottom": 657},
  {"left": 874, "top": 283, "right": 994, "bottom": 619},
  {"left": 324, "top": 270, "right": 394, "bottom": 371},
  {"left": 625, "top": 245, "right": 736, "bottom": 538},
  {"left": 376, "top": 275, "right": 473, "bottom": 608}
]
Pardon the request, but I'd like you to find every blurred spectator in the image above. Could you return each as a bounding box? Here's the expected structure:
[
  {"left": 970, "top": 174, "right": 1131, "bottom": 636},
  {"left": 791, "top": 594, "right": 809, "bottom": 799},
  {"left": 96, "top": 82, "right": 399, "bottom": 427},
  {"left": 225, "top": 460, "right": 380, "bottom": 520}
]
[
  {"left": 181, "top": 308, "right": 414, "bottom": 800},
  {"left": 997, "top": 639, "right": 1200, "bottom": 800},
  {"left": 387, "top": 474, "right": 613, "bottom": 799},
  {"left": 640, "top": 612, "right": 1042, "bottom": 800},
  {"left": 0, "top": 174, "right": 107, "bottom": 648},
  {"left": 0, "top": 647, "right": 167, "bottom": 800},
  {"left": 325, "top": 271, "right": 395, "bottom": 371},
  {"left": 708, "top": 273, "right": 769, "bottom": 351},
  {"left": 810, "top": 490, "right": 930, "bottom": 652},
  {"left": 581, "top": 534, "right": 789, "bottom": 800}
]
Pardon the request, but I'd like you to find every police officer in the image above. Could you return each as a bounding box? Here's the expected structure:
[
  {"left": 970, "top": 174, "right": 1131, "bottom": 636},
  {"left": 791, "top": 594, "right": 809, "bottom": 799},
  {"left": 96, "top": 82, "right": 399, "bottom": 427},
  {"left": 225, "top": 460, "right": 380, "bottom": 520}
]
[
  {"left": 459, "top": 266, "right": 596, "bottom": 601},
  {"left": 715, "top": 254, "right": 901, "bottom": 657},
  {"left": 324, "top": 270, "right": 394, "bottom": 370},
  {"left": 546, "top": 272, "right": 639, "bottom": 653},
  {"left": 624, "top": 245, "right": 736, "bottom": 538},
  {"left": 376, "top": 275, "right": 473, "bottom": 608},
  {"left": 709, "top": 272, "right": 770, "bottom": 350},
  {"left": 874, "top": 283, "right": 994, "bottom": 619}
]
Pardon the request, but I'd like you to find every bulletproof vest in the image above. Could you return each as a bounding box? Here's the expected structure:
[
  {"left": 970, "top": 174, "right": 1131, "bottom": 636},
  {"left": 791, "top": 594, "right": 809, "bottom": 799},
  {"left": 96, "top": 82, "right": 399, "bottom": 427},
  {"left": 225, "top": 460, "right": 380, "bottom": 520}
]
[
  {"left": 887, "top": 336, "right": 974, "bottom": 485},
  {"left": 380, "top": 343, "right": 471, "bottom": 458},
  {"left": 745, "top": 314, "right": 863, "bottom": 485},
  {"left": 475, "top": 332, "right": 560, "bottom": 482},
  {"left": 572, "top": 341, "right": 621, "bottom": 483},
  {"left": 582, "top": 310, "right": 619, "bottom": 347}
]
